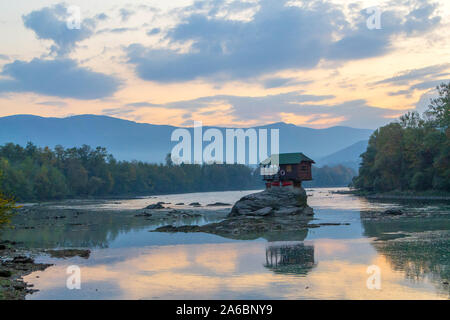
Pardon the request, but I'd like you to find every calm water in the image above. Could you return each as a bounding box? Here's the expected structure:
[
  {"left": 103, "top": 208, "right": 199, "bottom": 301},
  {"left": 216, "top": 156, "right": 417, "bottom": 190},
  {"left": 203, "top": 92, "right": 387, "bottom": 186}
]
[{"left": 8, "top": 188, "right": 450, "bottom": 299}]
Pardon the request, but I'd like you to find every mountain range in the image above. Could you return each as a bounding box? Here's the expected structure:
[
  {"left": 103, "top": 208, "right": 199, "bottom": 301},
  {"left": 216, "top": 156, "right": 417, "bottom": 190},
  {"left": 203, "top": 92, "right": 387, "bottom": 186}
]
[
  {"left": 316, "top": 140, "right": 369, "bottom": 170},
  {"left": 0, "top": 114, "right": 373, "bottom": 166}
]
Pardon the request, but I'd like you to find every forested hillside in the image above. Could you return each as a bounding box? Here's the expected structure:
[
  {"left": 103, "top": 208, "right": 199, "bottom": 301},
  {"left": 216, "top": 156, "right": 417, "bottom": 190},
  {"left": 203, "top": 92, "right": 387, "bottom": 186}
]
[{"left": 353, "top": 83, "right": 449, "bottom": 193}]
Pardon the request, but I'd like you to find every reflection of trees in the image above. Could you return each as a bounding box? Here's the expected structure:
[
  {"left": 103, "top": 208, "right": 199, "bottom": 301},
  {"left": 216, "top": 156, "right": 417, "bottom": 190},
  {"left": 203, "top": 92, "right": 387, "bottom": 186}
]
[
  {"left": 264, "top": 243, "right": 316, "bottom": 276},
  {"left": 374, "top": 235, "right": 449, "bottom": 285},
  {"left": 0, "top": 209, "right": 209, "bottom": 248},
  {"left": 361, "top": 215, "right": 450, "bottom": 297}
]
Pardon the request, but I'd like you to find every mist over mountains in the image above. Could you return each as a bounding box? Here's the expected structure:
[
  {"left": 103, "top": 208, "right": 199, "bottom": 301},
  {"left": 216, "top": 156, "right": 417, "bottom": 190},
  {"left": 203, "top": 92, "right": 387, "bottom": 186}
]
[{"left": 0, "top": 114, "right": 373, "bottom": 166}]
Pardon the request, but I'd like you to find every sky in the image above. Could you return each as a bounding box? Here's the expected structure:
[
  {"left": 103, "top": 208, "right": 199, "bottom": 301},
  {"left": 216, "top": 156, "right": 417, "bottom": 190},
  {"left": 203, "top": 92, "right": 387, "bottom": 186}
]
[{"left": 0, "top": 0, "right": 449, "bottom": 129}]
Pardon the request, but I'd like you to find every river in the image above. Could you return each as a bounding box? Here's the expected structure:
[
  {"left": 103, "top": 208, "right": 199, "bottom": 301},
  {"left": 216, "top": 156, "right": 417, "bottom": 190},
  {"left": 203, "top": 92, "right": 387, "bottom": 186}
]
[{"left": 3, "top": 188, "right": 449, "bottom": 299}]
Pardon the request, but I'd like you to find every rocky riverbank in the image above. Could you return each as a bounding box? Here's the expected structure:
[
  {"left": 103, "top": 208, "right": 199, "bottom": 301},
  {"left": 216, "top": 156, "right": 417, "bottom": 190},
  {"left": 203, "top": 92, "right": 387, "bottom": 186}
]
[
  {"left": 229, "top": 188, "right": 312, "bottom": 217},
  {"left": 0, "top": 239, "right": 94, "bottom": 300},
  {"left": 0, "top": 241, "right": 52, "bottom": 300},
  {"left": 0, "top": 201, "right": 225, "bottom": 300}
]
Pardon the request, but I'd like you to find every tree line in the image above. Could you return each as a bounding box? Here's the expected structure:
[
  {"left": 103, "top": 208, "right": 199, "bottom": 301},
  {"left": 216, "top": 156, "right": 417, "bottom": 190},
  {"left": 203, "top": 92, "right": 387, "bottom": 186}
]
[
  {"left": 353, "top": 82, "right": 449, "bottom": 193},
  {"left": 305, "top": 165, "right": 356, "bottom": 188},
  {"left": 0, "top": 144, "right": 264, "bottom": 201},
  {"left": 0, "top": 142, "right": 357, "bottom": 202}
]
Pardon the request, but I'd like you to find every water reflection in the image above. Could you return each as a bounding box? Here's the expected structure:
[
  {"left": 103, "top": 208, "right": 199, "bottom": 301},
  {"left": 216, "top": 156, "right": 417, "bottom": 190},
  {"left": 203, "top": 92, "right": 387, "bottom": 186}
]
[
  {"left": 1, "top": 209, "right": 219, "bottom": 249},
  {"left": 361, "top": 209, "right": 450, "bottom": 297},
  {"left": 3, "top": 188, "right": 449, "bottom": 299},
  {"left": 264, "top": 243, "right": 316, "bottom": 276}
]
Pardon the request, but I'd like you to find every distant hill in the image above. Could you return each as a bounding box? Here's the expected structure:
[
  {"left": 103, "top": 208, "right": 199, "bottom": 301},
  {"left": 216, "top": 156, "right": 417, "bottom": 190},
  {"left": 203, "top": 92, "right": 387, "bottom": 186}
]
[
  {"left": 317, "top": 140, "right": 369, "bottom": 171},
  {"left": 0, "top": 114, "right": 373, "bottom": 164}
]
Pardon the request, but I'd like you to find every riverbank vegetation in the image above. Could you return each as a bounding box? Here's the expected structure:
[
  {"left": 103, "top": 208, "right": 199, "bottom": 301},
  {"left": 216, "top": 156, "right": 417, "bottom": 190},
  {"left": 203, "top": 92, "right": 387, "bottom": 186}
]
[
  {"left": 353, "top": 82, "right": 449, "bottom": 193},
  {"left": 0, "top": 194, "right": 17, "bottom": 229},
  {"left": 0, "top": 142, "right": 356, "bottom": 202},
  {"left": 0, "top": 144, "right": 263, "bottom": 201}
]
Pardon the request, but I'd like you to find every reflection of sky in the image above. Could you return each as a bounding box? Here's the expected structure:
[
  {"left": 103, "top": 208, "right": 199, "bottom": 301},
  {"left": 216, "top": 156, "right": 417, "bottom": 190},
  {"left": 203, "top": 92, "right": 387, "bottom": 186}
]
[
  {"left": 22, "top": 188, "right": 449, "bottom": 299},
  {"left": 26, "top": 239, "right": 446, "bottom": 300}
]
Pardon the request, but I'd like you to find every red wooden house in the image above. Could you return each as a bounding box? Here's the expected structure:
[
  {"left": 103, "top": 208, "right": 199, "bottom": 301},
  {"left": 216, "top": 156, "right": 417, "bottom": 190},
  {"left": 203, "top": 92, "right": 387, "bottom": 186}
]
[{"left": 260, "top": 153, "right": 314, "bottom": 189}]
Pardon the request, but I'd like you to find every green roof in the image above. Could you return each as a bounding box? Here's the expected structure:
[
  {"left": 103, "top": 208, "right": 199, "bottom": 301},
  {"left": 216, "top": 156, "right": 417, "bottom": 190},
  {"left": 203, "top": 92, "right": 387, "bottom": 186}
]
[{"left": 260, "top": 153, "right": 315, "bottom": 165}]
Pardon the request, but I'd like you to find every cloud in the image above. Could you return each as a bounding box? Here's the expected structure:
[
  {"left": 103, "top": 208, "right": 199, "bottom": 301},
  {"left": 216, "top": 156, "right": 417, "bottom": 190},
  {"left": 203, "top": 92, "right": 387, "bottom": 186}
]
[
  {"left": 97, "top": 27, "right": 137, "bottom": 35},
  {"left": 387, "top": 89, "right": 412, "bottom": 97},
  {"left": 96, "top": 13, "right": 108, "bottom": 21},
  {"left": 375, "top": 63, "right": 450, "bottom": 86},
  {"left": 102, "top": 106, "right": 135, "bottom": 117},
  {"left": 410, "top": 79, "right": 450, "bottom": 91},
  {"left": 262, "top": 77, "right": 312, "bottom": 89},
  {"left": 125, "top": 102, "right": 158, "bottom": 107},
  {"left": 36, "top": 100, "right": 68, "bottom": 107},
  {"left": 22, "top": 3, "right": 97, "bottom": 56},
  {"left": 328, "top": 0, "right": 441, "bottom": 60},
  {"left": 147, "top": 28, "right": 161, "bottom": 36},
  {"left": 115, "top": 91, "right": 401, "bottom": 128},
  {"left": 126, "top": 0, "right": 442, "bottom": 83},
  {"left": 0, "top": 58, "right": 121, "bottom": 99},
  {"left": 415, "top": 90, "right": 437, "bottom": 114},
  {"left": 374, "top": 63, "right": 449, "bottom": 97},
  {"left": 119, "top": 8, "right": 134, "bottom": 22}
]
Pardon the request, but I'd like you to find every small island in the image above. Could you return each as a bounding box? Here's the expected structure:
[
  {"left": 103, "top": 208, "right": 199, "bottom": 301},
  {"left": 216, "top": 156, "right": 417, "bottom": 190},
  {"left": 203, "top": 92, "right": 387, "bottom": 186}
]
[{"left": 155, "top": 153, "right": 324, "bottom": 240}]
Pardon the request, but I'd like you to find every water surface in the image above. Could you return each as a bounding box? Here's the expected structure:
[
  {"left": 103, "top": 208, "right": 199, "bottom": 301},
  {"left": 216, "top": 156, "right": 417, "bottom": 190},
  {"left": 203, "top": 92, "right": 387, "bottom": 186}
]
[{"left": 6, "top": 188, "right": 449, "bottom": 299}]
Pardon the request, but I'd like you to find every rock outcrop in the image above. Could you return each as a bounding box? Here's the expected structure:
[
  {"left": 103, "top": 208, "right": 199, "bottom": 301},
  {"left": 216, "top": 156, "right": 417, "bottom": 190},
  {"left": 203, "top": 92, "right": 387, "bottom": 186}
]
[
  {"left": 229, "top": 187, "right": 313, "bottom": 217},
  {"left": 153, "top": 187, "right": 317, "bottom": 240}
]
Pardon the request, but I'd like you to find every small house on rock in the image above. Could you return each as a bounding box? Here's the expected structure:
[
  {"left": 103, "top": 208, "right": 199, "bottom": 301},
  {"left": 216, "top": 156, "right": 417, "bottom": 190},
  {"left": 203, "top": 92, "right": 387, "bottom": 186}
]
[{"left": 260, "top": 153, "right": 314, "bottom": 189}]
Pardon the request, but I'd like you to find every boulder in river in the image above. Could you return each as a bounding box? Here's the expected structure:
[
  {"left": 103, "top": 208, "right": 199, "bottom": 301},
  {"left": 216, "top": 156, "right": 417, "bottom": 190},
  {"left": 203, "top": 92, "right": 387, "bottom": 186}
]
[
  {"left": 383, "top": 209, "right": 404, "bottom": 216},
  {"left": 46, "top": 249, "right": 91, "bottom": 259},
  {"left": 145, "top": 202, "right": 165, "bottom": 209},
  {"left": 153, "top": 187, "right": 318, "bottom": 241},
  {"left": 207, "top": 202, "right": 231, "bottom": 207},
  {"left": 229, "top": 187, "right": 313, "bottom": 217},
  {"left": 189, "top": 202, "right": 202, "bottom": 207}
]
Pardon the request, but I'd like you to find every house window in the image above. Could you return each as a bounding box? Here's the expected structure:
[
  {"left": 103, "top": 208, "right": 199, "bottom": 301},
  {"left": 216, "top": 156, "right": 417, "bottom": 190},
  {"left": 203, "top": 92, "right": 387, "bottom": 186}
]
[
  {"left": 301, "top": 165, "right": 308, "bottom": 171},
  {"left": 286, "top": 165, "right": 292, "bottom": 172}
]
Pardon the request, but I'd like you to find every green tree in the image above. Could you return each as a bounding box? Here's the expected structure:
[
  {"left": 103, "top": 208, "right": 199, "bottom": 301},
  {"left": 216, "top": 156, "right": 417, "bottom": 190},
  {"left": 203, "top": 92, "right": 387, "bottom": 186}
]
[
  {"left": 0, "top": 193, "right": 18, "bottom": 230},
  {"left": 0, "top": 170, "right": 20, "bottom": 229},
  {"left": 426, "top": 82, "right": 450, "bottom": 129},
  {"left": 354, "top": 82, "right": 450, "bottom": 193}
]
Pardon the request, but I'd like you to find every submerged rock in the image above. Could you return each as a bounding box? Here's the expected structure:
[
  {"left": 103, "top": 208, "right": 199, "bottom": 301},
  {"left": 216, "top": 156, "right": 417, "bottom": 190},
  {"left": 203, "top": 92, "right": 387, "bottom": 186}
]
[
  {"left": 46, "top": 249, "right": 91, "bottom": 259},
  {"left": 229, "top": 188, "right": 312, "bottom": 217},
  {"left": 135, "top": 212, "right": 153, "bottom": 217},
  {"left": 207, "top": 202, "right": 231, "bottom": 207},
  {"left": 145, "top": 202, "right": 165, "bottom": 209},
  {"left": 0, "top": 269, "right": 12, "bottom": 277},
  {"left": 12, "top": 256, "right": 34, "bottom": 264},
  {"left": 383, "top": 209, "right": 404, "bottom": 216},
  {"left": 189, "top": 202, "right": 202, "bottom": 207}
]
